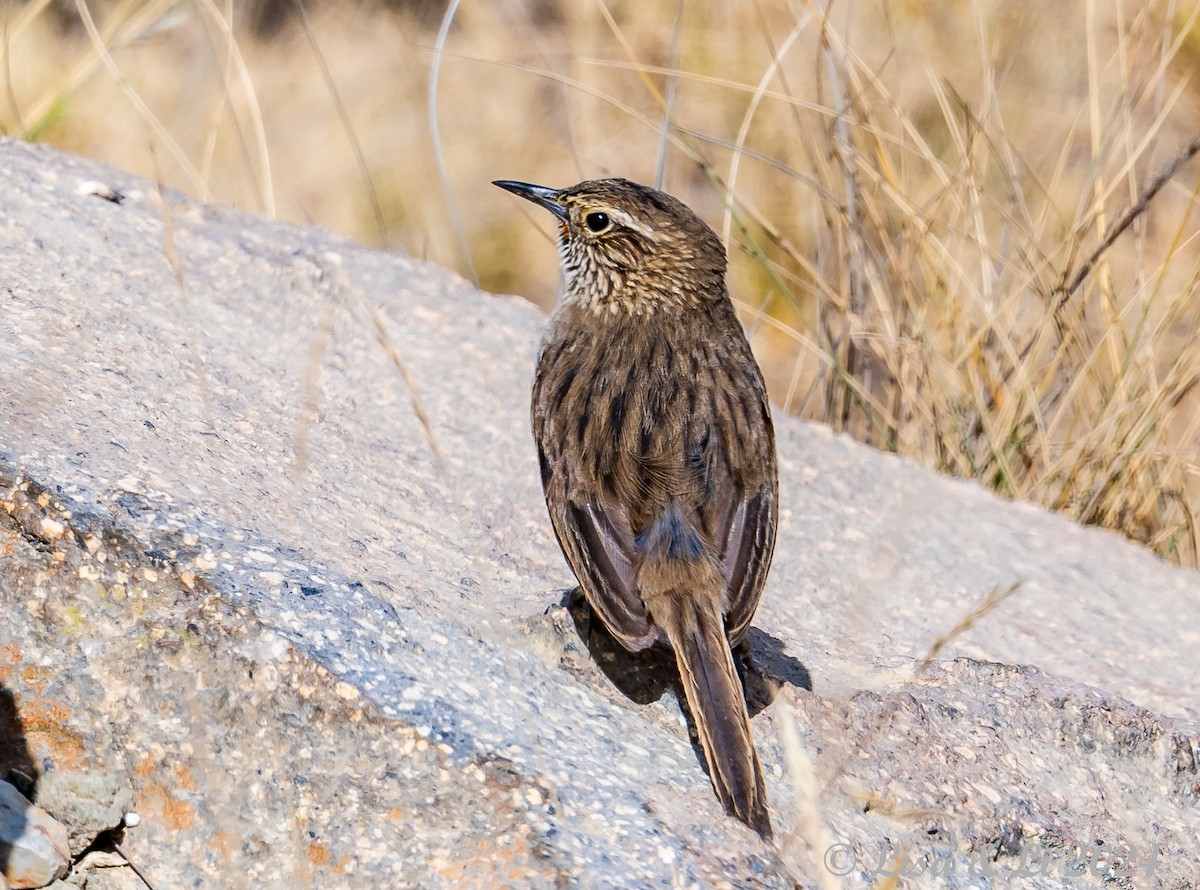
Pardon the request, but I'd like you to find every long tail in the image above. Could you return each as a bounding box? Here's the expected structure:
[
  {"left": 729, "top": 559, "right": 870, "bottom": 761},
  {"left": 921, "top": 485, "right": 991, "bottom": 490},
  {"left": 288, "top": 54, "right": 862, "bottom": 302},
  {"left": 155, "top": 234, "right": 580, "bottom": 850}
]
[{"left": 655, "top": 587, "right": 772, "bottom": 837}]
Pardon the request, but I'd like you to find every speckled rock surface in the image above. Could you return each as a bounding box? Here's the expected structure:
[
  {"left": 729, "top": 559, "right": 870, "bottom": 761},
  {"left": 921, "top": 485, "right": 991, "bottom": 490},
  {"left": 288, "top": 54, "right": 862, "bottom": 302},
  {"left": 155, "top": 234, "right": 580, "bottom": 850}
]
[
  {"left": 0, "top": 137, "right": 1197, "bottom": 888},
  {"left": 35, "top": 771, "right": 130, "bottom": 858}
]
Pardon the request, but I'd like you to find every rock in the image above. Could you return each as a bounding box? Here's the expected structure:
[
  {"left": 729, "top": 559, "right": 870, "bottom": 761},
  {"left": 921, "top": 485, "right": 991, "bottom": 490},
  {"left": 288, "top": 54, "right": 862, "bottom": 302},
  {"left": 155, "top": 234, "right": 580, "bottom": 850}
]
[
  {"left": 0, "top": 137, "right": 1197, "bottom": 887},
  {"left": 777, "top": 661, "right": 1196, "bottom": 886},
  {"left": 34, "top": 771, "right": 131, "bottom": 857},
  {"left": 0, "top": 781, "right": 69, "bottom": 889},
  {"left": 46, "top": 850, "right": 139, "bottom": 890}
]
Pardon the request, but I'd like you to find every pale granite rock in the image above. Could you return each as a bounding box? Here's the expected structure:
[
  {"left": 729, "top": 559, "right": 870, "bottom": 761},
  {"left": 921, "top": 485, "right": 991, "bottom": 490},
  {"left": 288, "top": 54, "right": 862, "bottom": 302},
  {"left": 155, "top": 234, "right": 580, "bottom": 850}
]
[
  {"left": 0, "top": 137, "right": 1196, "bottom": 888},
  {"left": 34, "top": 771, "right": 131, "bottom": 858},
  {"left": 0, "top": 782, "right": 69, "bottom": 890}
]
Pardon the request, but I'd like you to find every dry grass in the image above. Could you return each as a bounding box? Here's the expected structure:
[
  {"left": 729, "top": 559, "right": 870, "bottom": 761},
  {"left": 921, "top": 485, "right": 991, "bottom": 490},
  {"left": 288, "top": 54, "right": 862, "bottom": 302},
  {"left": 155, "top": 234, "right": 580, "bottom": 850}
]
[{"left": 4, "top": 0, "right": 1200, "bottom": 564}]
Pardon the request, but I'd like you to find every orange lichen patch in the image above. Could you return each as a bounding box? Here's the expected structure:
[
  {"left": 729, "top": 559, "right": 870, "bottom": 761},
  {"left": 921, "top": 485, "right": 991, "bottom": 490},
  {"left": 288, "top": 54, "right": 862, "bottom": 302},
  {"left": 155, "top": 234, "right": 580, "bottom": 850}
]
[
  {"left": 18, "top": 663, "right": 51, "bottom": 691},
  {"left": 165, "top": 799, "right": 196, "bottom": 831},
  {"left": 430, "top": 835, "right": 535, "bottom": 884},
  {"left": 381, "top": 807, "right": 405, "bottom": 821},
  {"left": 21, "top": 699, "right": 87, "bottom": 771},
  {"left": 21, "top": 697, "right": 71, "bottom": 726},
  {"left": 172, "top": 761, "right": 197, "bottom": 791},
  {"left": 139, "top": 783, "right": 197, "bottom": 833},
  {"left": 212, "top": 829, "right": 239, "bottom": 862},
  {"left": 134, "top": 753, "right": 156, "bottom": 779},
  {"left": 331, "top": 853, "right": 352, "bottom": 876},
  {"left": 307, "top": 843, "right": 329, "bottom": 867},
  {"left": 0, "top": 641, "right": 21, "bottom": 682},
  {"left": 24, "top": 728, "right": 87, "bottom": 772}
]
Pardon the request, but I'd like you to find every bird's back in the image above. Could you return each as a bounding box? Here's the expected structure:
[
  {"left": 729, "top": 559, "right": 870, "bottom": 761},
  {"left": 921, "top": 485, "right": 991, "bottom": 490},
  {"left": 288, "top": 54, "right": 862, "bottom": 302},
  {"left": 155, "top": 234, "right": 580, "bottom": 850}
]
[{"left": 533, "top": 294, "right": 777, "bottom": 645}]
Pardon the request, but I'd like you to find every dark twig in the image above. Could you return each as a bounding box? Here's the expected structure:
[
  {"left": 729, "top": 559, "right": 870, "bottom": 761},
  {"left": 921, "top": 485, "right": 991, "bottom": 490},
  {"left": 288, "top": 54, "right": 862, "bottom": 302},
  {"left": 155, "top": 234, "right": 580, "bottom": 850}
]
[
  {"left": 970, "top": 135, "right": 1200, "bottom": 452},
  {"left": 1059, "top": 134, "right": 1200, "bottom": 307},
  {"left": 113, "top": 841, "right": 158, "bottom": 890},
  {"left": 920, "top": 580, "right": 1025, "bottom": 667}
]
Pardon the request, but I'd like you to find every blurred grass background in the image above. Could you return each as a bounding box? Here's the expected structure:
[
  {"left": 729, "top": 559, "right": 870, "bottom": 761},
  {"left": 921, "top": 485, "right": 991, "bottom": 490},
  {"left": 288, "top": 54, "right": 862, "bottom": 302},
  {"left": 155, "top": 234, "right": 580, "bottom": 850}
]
[{"left": 4, "top": 0, "right": 1200, "bottom": 564}]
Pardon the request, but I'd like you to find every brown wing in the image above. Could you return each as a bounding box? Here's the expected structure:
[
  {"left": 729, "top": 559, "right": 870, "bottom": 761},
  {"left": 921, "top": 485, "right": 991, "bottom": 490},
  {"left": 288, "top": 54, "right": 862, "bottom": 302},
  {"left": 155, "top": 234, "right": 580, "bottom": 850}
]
[
  {"left": 546, "top": 472, "right": 658, "bottom": 650},
  {"left": 532, "top": 326, "right": 658, "bottom": 651},
  {"left": 700, "top": 315, "right": 778, "bottom": 646},
  {"left": 717, "top": 487, "right": 776, "bottom": 644}
]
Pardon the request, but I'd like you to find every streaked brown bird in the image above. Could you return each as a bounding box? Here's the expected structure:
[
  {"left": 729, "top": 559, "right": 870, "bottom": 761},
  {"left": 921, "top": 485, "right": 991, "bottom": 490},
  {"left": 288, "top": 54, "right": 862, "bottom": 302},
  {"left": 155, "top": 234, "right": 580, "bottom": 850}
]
[{"left": 495, "top": 177, "right": 778, "bottom": 837}]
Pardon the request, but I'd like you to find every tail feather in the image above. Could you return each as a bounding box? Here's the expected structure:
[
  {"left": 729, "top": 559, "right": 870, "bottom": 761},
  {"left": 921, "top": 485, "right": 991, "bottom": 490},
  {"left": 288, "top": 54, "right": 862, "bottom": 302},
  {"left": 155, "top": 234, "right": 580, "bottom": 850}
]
[{"left": 659, "top": 590, "right": 772, "bottom": 837}]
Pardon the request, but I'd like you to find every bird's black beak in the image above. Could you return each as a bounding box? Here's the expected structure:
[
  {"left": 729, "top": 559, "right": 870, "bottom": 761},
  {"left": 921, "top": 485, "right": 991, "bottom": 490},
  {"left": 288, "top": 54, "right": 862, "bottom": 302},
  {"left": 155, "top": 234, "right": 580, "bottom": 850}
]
[{"left": 493, "top": 180, "right": 568, "bottom": 223}]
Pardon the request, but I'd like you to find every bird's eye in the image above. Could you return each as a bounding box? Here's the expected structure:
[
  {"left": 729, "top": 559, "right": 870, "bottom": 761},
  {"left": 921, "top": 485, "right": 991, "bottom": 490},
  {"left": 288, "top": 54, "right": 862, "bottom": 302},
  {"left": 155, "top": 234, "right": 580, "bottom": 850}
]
[{"left": 584, "top": 212, "right": 610, "bottom": 233}]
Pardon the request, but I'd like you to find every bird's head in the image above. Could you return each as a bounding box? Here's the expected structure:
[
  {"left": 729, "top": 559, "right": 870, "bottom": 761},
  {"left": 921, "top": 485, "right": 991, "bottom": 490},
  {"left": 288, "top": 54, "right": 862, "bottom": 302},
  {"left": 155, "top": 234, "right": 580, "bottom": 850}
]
[{"left": 493, "top": 178, "right": 727, "bottom": 315}]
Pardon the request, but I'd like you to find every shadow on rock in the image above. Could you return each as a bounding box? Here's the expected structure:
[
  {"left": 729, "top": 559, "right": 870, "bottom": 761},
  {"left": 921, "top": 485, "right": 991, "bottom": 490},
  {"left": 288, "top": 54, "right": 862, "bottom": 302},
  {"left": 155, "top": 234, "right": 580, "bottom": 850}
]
[
  {"left": 561, "top": 587, "right": 813, "bottom": 716},
  {"left": 562, "top": 587, "right": 676, "bottom": 705},
  {"left": 742, "top": 626, "right": 813, "bottom": 700}
]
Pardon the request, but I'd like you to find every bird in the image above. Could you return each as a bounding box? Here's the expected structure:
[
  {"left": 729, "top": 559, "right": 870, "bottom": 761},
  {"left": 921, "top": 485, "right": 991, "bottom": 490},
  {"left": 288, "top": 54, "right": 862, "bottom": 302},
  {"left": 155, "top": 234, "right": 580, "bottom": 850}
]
[{"left": 494, "top": 177, "right": 779, "bottom": 837}]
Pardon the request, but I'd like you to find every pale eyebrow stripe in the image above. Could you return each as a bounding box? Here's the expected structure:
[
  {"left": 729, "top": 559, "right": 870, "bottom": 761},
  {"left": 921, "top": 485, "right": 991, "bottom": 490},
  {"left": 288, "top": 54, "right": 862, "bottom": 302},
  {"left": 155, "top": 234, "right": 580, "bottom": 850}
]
[{"left": 607, "top": 208, "right": 657, "bottom": 239}]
